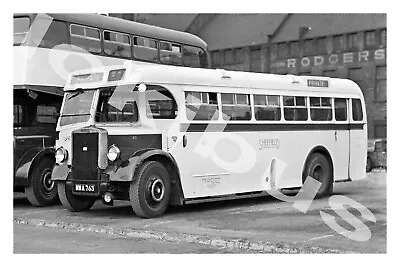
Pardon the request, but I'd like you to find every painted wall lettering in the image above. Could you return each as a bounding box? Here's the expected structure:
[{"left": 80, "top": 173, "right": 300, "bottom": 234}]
[{"left": 270, "top": 48, "right": 386, "bottom": 71}]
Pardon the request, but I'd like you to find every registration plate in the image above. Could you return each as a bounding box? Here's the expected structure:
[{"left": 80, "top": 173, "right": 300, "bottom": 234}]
[{"left": 73, "top": 183, "right": 96, "bottom": 193}]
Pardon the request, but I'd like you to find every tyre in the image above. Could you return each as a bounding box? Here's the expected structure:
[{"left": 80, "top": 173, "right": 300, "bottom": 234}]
[
  {"left": 57, "top": 182, "right": 96, "bottom": 212},
  {"left": 25, "top": 157, "right": 58, "bottom": 206},
  {"left": 303, "top": 152, "right": 333, "bottom": 198},
  {"left": 366, "top": 157, "right": 372, "bottom": 172},
  {"left": 129, "top": 161, "right": 171, "bottom": 218}
]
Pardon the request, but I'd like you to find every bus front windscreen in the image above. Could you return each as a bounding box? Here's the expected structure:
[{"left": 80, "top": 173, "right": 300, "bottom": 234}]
[
  {"left": 14, "top": 17, "right": 30, "bottom": 45},
  {"left": 59, "top": 90, "right": 95, "bottom": 126}
]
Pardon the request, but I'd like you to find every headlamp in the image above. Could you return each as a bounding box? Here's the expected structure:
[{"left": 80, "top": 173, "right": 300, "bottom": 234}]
[
  {"left": 107, "top": 144, "right": 121, "bottom": 162},
  {"left": 55, "top": 147, "right": 68, "bottom": 164}
]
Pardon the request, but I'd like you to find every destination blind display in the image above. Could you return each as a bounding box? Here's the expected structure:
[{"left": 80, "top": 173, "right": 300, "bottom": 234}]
[
  {"left": 307, "top": 79, "right": 329, "bottom": 88},
  {"left": 70, "top": 73, "right": 103, "bottom": 85}
]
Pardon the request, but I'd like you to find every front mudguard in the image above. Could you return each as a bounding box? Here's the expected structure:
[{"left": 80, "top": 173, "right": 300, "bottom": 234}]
[
  {"left": 51, "top": 163, "right": 70, "bottom": 181},
  {"left": 106, "top": 149, "right": 177, "bottom": 182},
  {"left": 14, "top": 147, "right": 55, "bottom": 187}
]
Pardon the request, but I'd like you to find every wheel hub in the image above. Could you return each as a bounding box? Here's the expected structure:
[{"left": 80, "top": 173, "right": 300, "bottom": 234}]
[
  {"left": 42, "top": 171, "right": 55, "bottom": 193},
  {"left": 150, "top": 178, "right": 165, "bottom": 202},
  {"left": 312, "top": 165, "right": 324, "bottom": 182}
]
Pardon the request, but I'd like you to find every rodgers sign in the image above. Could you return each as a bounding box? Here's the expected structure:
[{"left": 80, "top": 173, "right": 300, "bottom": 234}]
[{"left": 270, "top": 48, "right": 386, "bottom": 70}]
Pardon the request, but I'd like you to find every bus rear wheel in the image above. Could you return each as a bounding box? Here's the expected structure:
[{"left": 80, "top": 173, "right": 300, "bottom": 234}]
[
  {"left": 129, "top": 161, "right": 171, "bottom": 218},
  {"left": 303, "top": 152, "right": 333, "bottom": 198},
  {"left": 25, "top": 157, "right": 59, "bottom": 206},
  {"left": 57, "top": 182, "right": 95, "bottom": 212}
]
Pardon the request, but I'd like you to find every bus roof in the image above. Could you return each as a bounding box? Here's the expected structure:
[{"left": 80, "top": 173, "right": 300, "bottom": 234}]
[
  {"left": 15, "top": 13, "right": 208, "bottom": 49},
  {"left": 65, "top": 62, "right": 363, "bottom": 97}
]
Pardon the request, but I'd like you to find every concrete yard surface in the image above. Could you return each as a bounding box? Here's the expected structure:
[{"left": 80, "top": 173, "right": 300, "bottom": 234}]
[{"left": 14, "top": 171, "right": 386, "bottom": 253}]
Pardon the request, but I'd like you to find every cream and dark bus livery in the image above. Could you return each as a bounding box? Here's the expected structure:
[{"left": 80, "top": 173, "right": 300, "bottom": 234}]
[
  {"left": 52, "top": 62, "right": 367, "bottom": 218},
  {"left": 13, "top": 13, "right": 210, "bottom": 206}
]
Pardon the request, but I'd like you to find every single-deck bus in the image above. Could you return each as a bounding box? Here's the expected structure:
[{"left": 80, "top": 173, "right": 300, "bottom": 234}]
[
  {"left": 13, "top": 13, "right": 210, "bottom": 206},
  {"left": 52, "top": 62, "right": 367, "bottom": 218}
]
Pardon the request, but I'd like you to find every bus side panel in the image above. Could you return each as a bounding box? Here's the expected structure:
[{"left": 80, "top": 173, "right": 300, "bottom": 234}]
[
  {"left": 172, "top": 129, "right": 328, "bottom": 199},
  {"left": 349, "top": 98, "right": 368, "bottom": 181},
  {"left": 349, "top": 124, "right": 368, "bottom": 180}
]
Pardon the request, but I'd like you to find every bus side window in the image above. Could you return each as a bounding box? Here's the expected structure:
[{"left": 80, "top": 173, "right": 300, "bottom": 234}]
[
  {"left": 185, "top": 91, "right": 219, "bottom": 120},
  {"left": 221, "top": 93, "right": 251, "bottom": 121},
  {"left": 352, "top": 99, "right": 363, "bottom": 121},
  {"left": 160, "top": 41, "right": 183, "bottom": 66},
  {"left": 310, "top": 97, "right": 332, "bottom": 121},
  {"left": 14, "top": 104, "right": 23, "bottom": 125},
  {"left": 103, "top": 30, "right": 131, "bottom": 58},
  {"left": 283, "top": 96, "right": 308, "bottom": 121},
  {"left": 334, "top": 98, "right": 347, "bottom": 121},
  {"left": 183, "top": 45, "right": 208, "bottom": 68},
  {"left": 146, "top": 85, "right": 177, "bottom": 119},
  {"left": 133, "top": 36, "right": 158, "bottom": 62},
  {"left": 70, "top": 24, "right": 101, "bottom": 54},
  {"left": 254, "top": 94, "right": 281, "bottom": 121},
  {"left": 36, "top": 105, "right": 58, "bottom": 124}
]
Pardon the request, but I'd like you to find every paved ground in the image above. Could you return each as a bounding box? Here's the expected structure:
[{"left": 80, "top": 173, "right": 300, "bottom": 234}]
[
  {"left": 13, "top": 171, "right": 386, "bottom": 253},
  {"left": 14, "top": 223, "right": 246, "bottom": 253}
]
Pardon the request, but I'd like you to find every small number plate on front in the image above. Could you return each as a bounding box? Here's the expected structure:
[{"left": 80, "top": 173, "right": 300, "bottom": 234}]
[{"left": 73, "top": 183, "right": 96, "bottom": 193}]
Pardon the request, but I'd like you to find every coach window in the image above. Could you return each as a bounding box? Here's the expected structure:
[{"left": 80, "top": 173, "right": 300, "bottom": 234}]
[
  {"left": 36, "top": 105, "right": 58, "bottom": 124},
  {"left": 146, "top": 85, "right": 177, "bottom": 119},
  {"left": 352, "top": 99, "right": 363, "bottom": 121},
  {"left": 283, "top": 96, "right": 308, "bottom": 121},
  {"left": 254, "top": 95, "right": 281, "bottom": 121},
  {"left": 70, "top": 24, "right": 101, "bottom": 53},
  {"left": 95, "top": 87, "right": 139, "bottom": 123},
  {"left": 185, "top": 91, "right": 218, "bottom": 120},
  {"left": 160, "top": 41, "right": 183, "bottom": 66},
  {"left": 334, "top": 98, "right": 347, "bottom": 121},
  {"left": 183, "top": 45, "right": 208, "bottom": 68},
  {"left": 14, "top": 104, "right": 23, "bottom": 125},
  {"left": 310, "top": 97, "right": 332, "bottom": 121},
  {"left": 221, "top": 93, "right": 251, "bottom": 121},
  {"left": 103, "top": 31, "right": 131, "bottom": 58},
  {"left": 133, "top": 36, "right": 158, "bottom": 62}
]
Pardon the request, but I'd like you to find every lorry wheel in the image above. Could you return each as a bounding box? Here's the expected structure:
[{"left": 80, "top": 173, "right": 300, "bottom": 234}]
[
  {"left": 25, "top": 157, "right": 58, "bottom": 206},
  {"left": 303, "top": 153, "right": 333, "bottom": 198},
  {"left": 129, "top": 161, "right": 171, "bottom": 218},
  {"left": 57, "top": 182, "right": 95, "bottom": 212}
]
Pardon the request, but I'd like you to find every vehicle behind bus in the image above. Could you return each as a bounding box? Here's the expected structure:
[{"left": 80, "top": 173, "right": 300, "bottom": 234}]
[
  {"left": 13, "top": 13, "right": 210, "bottom": 206},
  {"left": 52, "top": 63, "right": 367, "bottom": 218}
]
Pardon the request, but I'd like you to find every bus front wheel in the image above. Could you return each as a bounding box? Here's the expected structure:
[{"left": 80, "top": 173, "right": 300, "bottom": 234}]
[
  {"left": 25, "top": 157, "right": 59, "bottom": 206},
  {"left": 57, "top": 182, "right": 95, "bottom": 212},
  {"left": 129, "top": 161, "right": 171, "bottom": 218},
  {"left": 303, "top": 152, "right": 333, "bottom": 198}
]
